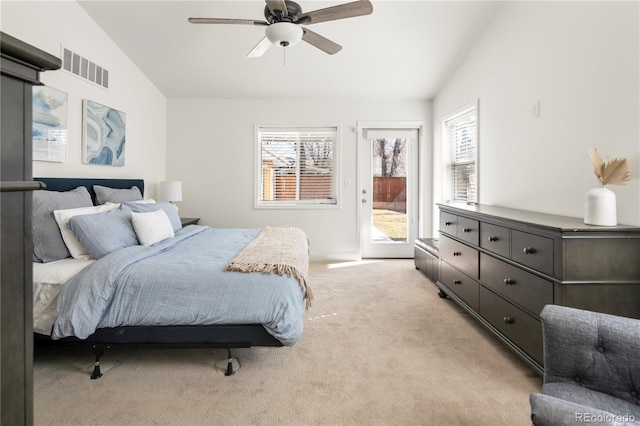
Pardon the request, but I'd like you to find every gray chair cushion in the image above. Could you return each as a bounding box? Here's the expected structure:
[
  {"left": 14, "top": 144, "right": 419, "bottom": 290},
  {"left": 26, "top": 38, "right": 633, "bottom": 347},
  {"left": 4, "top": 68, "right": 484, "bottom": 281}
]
[
  {"left": 530, "top": 305, "right": 640, "bottom": 426},
  {"left": 541, "top": 305, "right": 640, "bottom": 406},
  {"left": 33, "top": 186, "right": 93, "bottom": 262},
  {"left": 93, "top": 185, "right": 142, "bottom": 205}
]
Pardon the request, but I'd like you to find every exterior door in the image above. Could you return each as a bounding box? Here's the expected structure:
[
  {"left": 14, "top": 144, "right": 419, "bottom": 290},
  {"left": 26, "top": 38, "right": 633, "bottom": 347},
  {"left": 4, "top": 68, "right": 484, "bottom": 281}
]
[{"left": 359, "top": 124, "right": 420, "bottom": 258}]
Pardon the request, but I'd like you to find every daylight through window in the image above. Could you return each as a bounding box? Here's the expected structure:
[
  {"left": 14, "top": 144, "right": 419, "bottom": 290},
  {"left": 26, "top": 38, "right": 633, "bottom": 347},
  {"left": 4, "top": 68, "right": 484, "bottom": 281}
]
[
  {"left": 257, "top": 127, "right": 337, "bottom": 207},
  {"left": 444, "top": 103, "right": 477, "bottom": 203}
]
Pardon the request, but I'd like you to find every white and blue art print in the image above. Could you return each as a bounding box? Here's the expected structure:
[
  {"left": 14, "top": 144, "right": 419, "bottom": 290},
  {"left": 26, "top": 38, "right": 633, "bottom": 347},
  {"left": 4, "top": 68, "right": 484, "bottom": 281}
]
[
  {"left": 33, "top": 86, "right": 68, "bottom": 162},
  {"left": 82, "top": 99, "right": 126, "bottom": 166}
]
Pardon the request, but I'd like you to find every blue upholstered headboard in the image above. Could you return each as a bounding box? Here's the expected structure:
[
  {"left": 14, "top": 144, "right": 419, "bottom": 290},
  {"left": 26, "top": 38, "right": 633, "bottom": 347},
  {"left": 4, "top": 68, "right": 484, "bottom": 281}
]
[{"left": 34, "top": 177, "right": 145, "bottom": 205}]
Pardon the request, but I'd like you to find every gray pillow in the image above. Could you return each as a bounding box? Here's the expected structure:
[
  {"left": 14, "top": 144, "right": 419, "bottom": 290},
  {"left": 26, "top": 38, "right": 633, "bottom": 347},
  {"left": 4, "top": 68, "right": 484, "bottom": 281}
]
[
  {"left": 93, "top": 185, "right": 142, "bottom": 205},
  {"left": 67, "top": 207, "right": 139, "bottom": 259},
  {"left": 33, "top": 186, "right": 93, "bottom": 262},
  {"left": 121, "top": 201, "right": 182, "bottom": 232}
]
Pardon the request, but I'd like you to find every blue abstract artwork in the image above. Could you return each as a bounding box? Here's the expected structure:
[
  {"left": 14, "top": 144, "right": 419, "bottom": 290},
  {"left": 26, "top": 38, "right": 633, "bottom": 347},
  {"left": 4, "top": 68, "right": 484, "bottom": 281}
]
[
  {"left": 33, "top": 86, "right": 68, "bottom": 162},
  {"left": 83, "top": 99, "right": 126, "bottom": 166}
]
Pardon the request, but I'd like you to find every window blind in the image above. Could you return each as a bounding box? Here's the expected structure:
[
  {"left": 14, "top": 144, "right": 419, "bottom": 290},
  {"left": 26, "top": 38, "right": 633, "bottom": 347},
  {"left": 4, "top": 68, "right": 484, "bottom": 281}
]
[
  {"left": 258, "top": 128, "right": 337, "bottom": 205},
  {"left": 446, "top": 108, "right": 477, "bottom": 202}
]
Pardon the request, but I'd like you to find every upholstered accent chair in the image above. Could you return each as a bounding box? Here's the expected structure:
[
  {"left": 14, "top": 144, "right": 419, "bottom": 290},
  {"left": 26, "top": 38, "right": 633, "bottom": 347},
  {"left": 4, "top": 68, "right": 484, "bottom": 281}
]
[{"left": 530, "top": 305, "right": 640, "bottom": 426}]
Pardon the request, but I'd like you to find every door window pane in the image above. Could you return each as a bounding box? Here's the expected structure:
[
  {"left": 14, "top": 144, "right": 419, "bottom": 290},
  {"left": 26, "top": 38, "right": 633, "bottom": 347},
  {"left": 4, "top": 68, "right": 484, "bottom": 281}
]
[{"left": 371, "top": 138, "right": 407, "bottom": 242}]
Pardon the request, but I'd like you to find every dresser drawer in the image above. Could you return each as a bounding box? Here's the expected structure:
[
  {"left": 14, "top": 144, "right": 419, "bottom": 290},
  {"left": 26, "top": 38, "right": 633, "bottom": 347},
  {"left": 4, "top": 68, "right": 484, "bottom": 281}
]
[
  {"left": 457, "top": 216, "right": 479, "bottom": 245},
  {"left": 440, "top": 235, "right": 479, "bottom": 279},
  {"left": 480, "top": 222, "right": 510, "bottom": 258},
  {"left": 480, "top": 253, "right": 552, "bottom": 316},
  {"left": 511, "top": 230, "right": 553, "bottom": 276},
  {"left": 440, "top": 211, "right": 457, "bottom": 236},
  {"left": 441, "top": 261, "right": 479, "bottom": 311},
  {"left": 479, "top": 287, "right": 543, "bottom": 365}
]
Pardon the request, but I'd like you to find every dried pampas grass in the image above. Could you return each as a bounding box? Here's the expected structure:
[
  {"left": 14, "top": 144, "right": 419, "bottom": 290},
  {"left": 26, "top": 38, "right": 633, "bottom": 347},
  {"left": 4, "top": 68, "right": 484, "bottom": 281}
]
[{"left": 588, "top": 147, "right": 630, "bottom": 187}]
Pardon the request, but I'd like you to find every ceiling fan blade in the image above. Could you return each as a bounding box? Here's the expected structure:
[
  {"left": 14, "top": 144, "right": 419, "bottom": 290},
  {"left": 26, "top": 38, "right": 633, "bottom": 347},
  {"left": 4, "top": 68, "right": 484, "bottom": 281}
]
[
  {"left": 247, "top": 36, "right": 272, "bottom": 58},
  {"left": 265, "top": 0, "right": 288, "bottom": 18},
  {"left": 188, "top": 17, "right": 268, "bottom": 26},
  {"left": 299, "top": 0, "right": 373, "bottom": 25},
  {"left": 302, "top": 28, "right": 342, "bottom": 55}
]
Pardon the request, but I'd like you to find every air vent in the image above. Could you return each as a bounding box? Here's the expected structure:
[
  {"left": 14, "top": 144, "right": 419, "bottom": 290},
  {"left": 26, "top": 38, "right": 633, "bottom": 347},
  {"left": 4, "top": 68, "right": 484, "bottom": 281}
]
[{"left": 61, "top": 47, "right": 109, "bottom": 89}]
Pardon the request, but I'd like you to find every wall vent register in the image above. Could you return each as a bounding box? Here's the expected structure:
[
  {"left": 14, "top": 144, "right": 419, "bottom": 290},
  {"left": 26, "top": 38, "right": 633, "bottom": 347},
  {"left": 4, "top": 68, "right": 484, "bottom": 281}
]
[{"left": 61, "top": 47, "right": 109, "bottom": 89}]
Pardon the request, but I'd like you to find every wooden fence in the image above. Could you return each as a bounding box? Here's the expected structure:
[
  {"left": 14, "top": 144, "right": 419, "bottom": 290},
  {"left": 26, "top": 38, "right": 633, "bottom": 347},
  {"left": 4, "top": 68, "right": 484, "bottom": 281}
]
[
  {"left": 373, "top": 176, "right": 406, "bottom": 212},
  {"left": 263, "top": 173, "right": 405, "bottom": 209},
  {"left": 268, "top": 175, "right": 333, "bottom": 200}
]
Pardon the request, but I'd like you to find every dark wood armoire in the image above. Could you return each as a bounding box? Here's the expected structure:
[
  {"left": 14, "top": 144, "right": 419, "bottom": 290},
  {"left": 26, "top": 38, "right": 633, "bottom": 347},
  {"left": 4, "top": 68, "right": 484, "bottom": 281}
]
[{"left": 1, "top": 32, "right": 60, "bottom": 425}]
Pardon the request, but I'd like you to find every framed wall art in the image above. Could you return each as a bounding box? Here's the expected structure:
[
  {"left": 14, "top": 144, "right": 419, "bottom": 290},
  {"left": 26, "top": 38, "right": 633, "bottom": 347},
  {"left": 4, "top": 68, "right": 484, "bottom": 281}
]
[
  {"left": 82, "top": 99, "right": 126, "bottom": 166},
  {"left": 32, "top": 85, "right": 68, "bottom": 162}
]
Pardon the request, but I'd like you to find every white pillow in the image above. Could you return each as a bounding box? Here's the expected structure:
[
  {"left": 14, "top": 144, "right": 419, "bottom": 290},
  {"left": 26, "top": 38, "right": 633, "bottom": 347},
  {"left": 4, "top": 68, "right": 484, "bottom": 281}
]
[
  {"left": 130, "top": 209, "right": 175, "bottom": 246},
  {"left": 53, "top": 204, "right": 117, "bottom": 259}
]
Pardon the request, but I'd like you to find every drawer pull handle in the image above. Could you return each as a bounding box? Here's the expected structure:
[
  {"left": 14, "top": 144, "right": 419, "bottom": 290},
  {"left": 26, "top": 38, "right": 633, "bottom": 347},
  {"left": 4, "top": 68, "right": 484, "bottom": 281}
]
[
  {"left": 523, "top": 247, "right": 536, "bottom": 255},
  {"left": 488, "top": 236, "right": 498, "bottom": 242},
  {"left": 504, "top": 278, "right": 515, "bottom": 285},
  {"left": 452, "top": 251, "right": 462, "bottom": 256},
  {"left": 463, "top": 227, "right": 471, "bottom": 233},
  {"left": 503, "top": 316, "right": 515, "bottom": 325},
  {"left": 453, "top": 280, "right": 462, "bottom": 285},
  {"left": 445, "top": 221, "right": 453, "bottom": 226}
]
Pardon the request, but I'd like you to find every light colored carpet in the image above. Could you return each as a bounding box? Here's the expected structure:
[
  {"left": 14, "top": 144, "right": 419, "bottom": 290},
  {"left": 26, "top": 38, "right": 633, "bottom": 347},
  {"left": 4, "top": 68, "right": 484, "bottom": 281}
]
[{"left": 33, "top": 259, "right": 542, "bottom": 425}]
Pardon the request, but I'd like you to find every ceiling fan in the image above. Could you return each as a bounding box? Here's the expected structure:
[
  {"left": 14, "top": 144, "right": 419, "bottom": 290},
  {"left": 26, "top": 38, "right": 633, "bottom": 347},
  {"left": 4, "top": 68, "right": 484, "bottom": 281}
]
[{"left": 188, "top": 0, "right": 373, "bottom": 58}]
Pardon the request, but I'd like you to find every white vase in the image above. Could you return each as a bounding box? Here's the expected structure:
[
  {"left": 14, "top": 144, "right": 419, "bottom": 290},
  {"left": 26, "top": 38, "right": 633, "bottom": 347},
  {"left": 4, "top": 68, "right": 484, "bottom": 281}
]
[{"left": 584, "top": 187, "right": 617, "bottom": 226}]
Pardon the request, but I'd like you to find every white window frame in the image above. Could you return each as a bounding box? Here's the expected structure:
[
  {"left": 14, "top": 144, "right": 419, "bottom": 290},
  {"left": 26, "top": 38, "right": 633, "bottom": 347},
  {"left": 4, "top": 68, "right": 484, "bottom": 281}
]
[
  {"left": 254, "top": 125, "right": 340, "bottom": 209},
  {"left": 442, "top": 101, "right": 478, "bottom": 203}
]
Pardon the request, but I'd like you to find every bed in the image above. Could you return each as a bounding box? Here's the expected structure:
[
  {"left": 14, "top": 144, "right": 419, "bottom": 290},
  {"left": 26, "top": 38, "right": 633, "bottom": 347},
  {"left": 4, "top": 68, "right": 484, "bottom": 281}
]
[{"left": 32, "top": 177, "right": 311, "bottom": 378}]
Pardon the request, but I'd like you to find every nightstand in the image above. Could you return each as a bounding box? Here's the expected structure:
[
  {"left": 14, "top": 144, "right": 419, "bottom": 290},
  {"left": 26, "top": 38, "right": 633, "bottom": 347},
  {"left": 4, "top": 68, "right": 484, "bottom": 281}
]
[{"left": 180, "top": 217, "right": 200, "bottom": 227}]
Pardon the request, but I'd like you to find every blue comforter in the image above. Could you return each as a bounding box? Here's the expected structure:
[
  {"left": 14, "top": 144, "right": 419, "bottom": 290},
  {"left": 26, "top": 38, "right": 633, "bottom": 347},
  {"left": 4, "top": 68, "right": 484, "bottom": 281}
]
[{"left": 52, "top": 226, "right": 305, "bottom": 345}]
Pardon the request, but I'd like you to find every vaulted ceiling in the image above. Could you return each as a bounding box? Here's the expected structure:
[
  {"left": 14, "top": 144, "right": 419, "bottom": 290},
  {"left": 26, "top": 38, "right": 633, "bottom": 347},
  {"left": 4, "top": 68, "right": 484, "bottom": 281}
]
[{"left": 79, "top": 1, "right": 503, "bottom": 100}]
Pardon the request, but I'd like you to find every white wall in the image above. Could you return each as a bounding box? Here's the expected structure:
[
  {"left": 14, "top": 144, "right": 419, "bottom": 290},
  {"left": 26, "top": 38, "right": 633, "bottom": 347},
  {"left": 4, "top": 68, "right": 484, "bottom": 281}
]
[
  {"left": 167, "top": 99, "right": 430, "bottom": 260},
  {"left": 432, "top": 1, "right": 640, "bottom": 231},
  {"left": 9, "top": 1, "right": 633, "bottom": 260},
  {"left": 1, "top": 1, "right": 167, "bottom": 197}
]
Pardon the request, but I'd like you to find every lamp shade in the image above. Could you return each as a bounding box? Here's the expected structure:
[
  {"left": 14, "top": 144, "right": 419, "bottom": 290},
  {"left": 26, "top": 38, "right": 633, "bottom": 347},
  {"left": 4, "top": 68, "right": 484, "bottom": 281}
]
[
  {"left": 158, "top": 181, "right": 182, "bottom": 202},
  {"left": 265, "top": 22, "right": 303, "bottom": 47}
]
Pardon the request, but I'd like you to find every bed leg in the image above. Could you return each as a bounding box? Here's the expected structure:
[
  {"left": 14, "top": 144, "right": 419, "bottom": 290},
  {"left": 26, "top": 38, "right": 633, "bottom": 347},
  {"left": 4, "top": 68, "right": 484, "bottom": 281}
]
[
  {"left": 90, "top": 344, "right": 109, "bottom": 380},
  {"left": 225, "top": 347, "right": 235, "bottom": 376}
]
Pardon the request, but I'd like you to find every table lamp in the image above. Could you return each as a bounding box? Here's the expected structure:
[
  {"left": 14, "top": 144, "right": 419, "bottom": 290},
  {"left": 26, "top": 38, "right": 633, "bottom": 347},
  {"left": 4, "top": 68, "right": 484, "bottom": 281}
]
[{"left": 158, "top": 181, "right": 182, "bottom": 209}]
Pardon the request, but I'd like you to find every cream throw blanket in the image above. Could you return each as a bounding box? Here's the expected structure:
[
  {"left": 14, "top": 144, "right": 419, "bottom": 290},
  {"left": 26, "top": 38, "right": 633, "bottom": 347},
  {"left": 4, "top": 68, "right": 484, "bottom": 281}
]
[{"left": 225, "top": 226, "right": 313, "bottom": 309}]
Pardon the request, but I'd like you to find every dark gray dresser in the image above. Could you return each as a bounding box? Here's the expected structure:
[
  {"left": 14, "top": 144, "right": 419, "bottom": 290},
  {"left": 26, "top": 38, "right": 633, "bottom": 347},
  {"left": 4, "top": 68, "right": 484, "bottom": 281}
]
[
  {"left": 1, "top": 32, "right": 60, "bottom": 425},
  {"left": 437, "top": 202, "right": 640, "bottom": 375}
]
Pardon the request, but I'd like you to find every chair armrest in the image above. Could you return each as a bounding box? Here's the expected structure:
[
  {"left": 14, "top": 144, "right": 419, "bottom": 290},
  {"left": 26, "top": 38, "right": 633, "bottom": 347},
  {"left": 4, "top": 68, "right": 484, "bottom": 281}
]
[{"left": 530, "top": 393, "right": 636, "bottom": 426}]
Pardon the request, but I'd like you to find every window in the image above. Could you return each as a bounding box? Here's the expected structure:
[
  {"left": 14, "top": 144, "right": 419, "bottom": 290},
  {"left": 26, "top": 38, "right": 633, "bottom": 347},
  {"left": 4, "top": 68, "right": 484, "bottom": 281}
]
[
  {"left": 257, "top": 127, "right": 338, "bottom": 207},
  {"left": 443, "top": 102, "right": 478, "bottom": 203}
]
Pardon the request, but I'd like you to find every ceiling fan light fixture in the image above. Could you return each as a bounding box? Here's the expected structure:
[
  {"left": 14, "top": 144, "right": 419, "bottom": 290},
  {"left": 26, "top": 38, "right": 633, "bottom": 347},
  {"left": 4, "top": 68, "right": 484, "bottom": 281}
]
[{"left": 265, "top": 22, "right": 303, "bottom": 47}]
